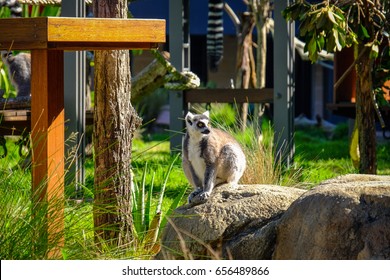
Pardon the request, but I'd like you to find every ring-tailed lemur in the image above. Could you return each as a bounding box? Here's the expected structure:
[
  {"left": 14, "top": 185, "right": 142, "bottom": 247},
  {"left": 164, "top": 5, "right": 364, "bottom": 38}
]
[
  {"left": 207, "top": 0, "right": 224, "bottom": 72},
  {"left": 0, "top": 0, "right": 31, "bottom": 98},
  {"left": 182, "top": 111, "right": 246, "bottom": 204}
]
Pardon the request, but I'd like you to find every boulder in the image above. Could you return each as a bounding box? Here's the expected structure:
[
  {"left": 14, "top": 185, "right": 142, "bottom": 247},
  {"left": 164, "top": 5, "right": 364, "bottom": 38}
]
[
  {"left": 157, "top": 184, "right": 305, "bottom": 259},
  {"left": 273, "top": 174, "right": 390, "bottom": 259}
]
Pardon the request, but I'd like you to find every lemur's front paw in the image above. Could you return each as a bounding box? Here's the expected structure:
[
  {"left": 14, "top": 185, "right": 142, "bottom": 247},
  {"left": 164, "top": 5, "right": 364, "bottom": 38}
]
[
  {"left": 198, "top": 191, "right": 211, "bottom": 201},
  {"left": 188, "top": 191, "right": 211, "bottom": 205},
  {"left": 188, "top": 189, "right": 203, "bottom": 204}
]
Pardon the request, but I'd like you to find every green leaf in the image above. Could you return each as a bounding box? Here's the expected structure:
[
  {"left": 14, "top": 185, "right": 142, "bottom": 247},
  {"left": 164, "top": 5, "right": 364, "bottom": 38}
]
[
  {"left": 299, "top": 17, "right": 313, "bottom": 37},
  {"left": 0, "top": 68, "right": 10, "bottom": 96},
  {"left": 156, "top": 153, "right": 180, "bottom": 214},
  {"left": 308, "top": 34, "right": 319, "bottom": 62},
  {"left": 316, "top": 12, "right": 327, "bottom": 29},
  {"left": 282, "top": 3, "right": 306, "bottom": 21},
  {"left": 308, "top": 34, "right": 317, "bottom": 54},
  {"left": 317, "top": 35, "right": 325, "bottom": 50},
  {"left": 326, "top": 30, "right": 336, "bottom": 53},
  {"left": 327, "top": 10, "right": 337, "bottom": 24},
  {"left": 160, "top": 185, "right": 188, "bottom": 231},
  {"left": 370, "top": 44, "right": 379, "bottom": 59},
  {"left": 358, "top": 24, "right": 370, "bottom": 39},
  {"left": 145, "top": 171, "right": 155, "bottom": 232},
  {"left": 333, "top": 29, "right": 343, "bottom": 51}
]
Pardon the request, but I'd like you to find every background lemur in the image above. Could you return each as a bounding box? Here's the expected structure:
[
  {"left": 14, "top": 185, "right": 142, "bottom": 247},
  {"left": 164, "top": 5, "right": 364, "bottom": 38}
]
[
  {"left": 0, "top": 0, "right": 22, "bottom": 18},
  {"left": 1, "top": 0, "right": 31, "bottom": 98},
  {"left": 182, "top": 111, "right": 246, "bottom": 204},
  {"left": 1, "top": 51, "right": 31, "bottom": 97}
]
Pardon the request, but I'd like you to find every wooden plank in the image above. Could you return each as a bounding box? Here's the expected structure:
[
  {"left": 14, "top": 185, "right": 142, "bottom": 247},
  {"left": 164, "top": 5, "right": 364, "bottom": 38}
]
[
  {"left": 47, "top": 17, "right": 165, "bottom": 44},
  {"left": 1, "top": 109, "right": 93, "bottom": 128},
  {"left": 0, "top": 109, "right": 96, "bottom": 136},
  {"left": 48, "top": 42, "right": 159, "bottom": 50},
  {"left": 0, "top": 109, "right": 30, "bottom": 119},
  {"left": 184, "top": 88, "right": 274, "bottom": 103},
  {"left": 0, "top": 18, "right": 48, "bottom": 50},
  {"left": 0, "top": 97, "right": 31, "bottom": 110},
  {"left": 0, "top": 17, "right": 165, "bottom": 50},
  {"left": 31, "top": 49, "right": 65, "bottom": 258}
]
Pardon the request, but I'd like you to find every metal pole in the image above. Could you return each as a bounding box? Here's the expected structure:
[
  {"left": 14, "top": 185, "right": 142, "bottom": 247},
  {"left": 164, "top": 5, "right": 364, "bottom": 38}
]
[
  {"left": 169, "top": 0, "right": 190, "bottom": 152},
  {"left": 273, "top": 0, "right": 295, "bottom": 166},
  {"left": 62, "top": 0, "right": 86, "bottom": 191}
]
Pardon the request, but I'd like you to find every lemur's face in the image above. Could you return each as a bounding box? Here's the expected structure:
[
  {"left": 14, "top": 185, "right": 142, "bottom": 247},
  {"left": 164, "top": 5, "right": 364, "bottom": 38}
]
[{"left": 185, "top": 111, "right": 211, "bottom": 136}]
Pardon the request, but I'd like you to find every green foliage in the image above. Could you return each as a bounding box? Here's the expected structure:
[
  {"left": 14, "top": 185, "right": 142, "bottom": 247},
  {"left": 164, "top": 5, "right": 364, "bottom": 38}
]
[
  {"left": 283, "top": 0, "right": 389, "bottom": 63},
  {"left": 132, "top": 155, "right": 187, "bottom": 255},
  {"left": 283, "top": 1, "right": 355, "bottom": 62}
]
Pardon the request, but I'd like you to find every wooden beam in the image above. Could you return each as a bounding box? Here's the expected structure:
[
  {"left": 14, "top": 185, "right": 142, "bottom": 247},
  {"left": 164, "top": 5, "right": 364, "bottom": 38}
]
[
  {"left": 184, "top": 88, "right": 273, "bottom": 103},
  {"left": 0, "top": 110, "right": 30, "bottom": 136},
  {"left": 0, "top": 17, "right": 166, "bottom": 50},
  {"left": 31, "top": 49, "right": 65, "bottom": 258}
]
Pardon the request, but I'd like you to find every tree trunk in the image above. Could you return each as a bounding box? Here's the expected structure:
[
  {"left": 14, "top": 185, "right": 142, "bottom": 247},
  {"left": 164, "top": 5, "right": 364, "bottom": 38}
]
[
  {"left": 235, "top": 12, "right": 256, "bottom": 131},
  {"left": 355, "top": 44, "right": 377, "bottom": 174},
  {"left": 253, "top": 0, "right": 270, "bottom": 134},
  {"left": 92, "top": 0, "right": 142, "bottom": 245}
]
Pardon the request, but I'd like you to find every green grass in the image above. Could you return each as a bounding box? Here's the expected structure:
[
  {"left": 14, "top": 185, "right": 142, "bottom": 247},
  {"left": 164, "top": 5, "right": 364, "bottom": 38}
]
[{"left": 293, "top": 126, "right": 356, "bottom": 186}]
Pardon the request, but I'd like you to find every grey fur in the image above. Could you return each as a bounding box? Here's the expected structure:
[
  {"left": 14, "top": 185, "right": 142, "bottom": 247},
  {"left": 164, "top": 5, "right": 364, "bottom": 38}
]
[
  {"left": 1, "top": 51, "right": 31, "bottom": 97},
  {"left": 182, "top": 111, "right": 246, "bottom": 204}
]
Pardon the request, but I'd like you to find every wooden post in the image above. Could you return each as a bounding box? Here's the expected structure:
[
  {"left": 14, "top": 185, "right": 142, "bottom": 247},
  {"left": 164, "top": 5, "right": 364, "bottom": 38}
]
[{"left": 31, "top": 50, "right": 65, "bottom": 258}]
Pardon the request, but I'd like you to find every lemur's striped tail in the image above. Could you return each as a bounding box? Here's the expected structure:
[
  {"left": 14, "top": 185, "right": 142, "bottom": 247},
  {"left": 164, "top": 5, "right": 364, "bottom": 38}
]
[{"left": 207, "top": 0, "right": 224, "bottom": 72}]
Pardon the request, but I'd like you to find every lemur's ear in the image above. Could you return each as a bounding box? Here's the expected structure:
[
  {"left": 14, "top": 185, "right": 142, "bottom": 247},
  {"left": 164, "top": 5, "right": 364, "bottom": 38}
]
[
  {"left": 203, "top": 111, "right": 210, "bottom": 118},
  {"left": 185, "top": 112, "right": 194, "bottom": 121}
]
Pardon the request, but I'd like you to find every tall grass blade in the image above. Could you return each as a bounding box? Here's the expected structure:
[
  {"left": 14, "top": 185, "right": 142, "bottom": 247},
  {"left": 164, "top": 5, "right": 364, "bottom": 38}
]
[
  {"left": 156, "top": 153, "right": 180, "bottom": 214},
  {"left": 140, "top": 162, "right": 147, "bottom": 231},
  {"left": 143, "top": 212, "right": 162, "bottom": 254},
  {"left": 160, "top": 185, "right": 187, "bottom": 231},
  {"left": 0, "top": 68, "right": 10, "bottom": 95},
  {"left": 145, "top": 171, "right": 155, "bottom": 233}
]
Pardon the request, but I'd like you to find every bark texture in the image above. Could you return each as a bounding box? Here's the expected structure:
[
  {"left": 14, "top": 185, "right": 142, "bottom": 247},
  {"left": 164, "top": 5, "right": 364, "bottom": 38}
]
[
  {"left": 355, "top": 45, "right": 377, "bottom": 174},
  {"left": 92, "top": 0, "right": 142, "bottom": 245},
  {"left": 235, "top": 12, "right": 256, "bottom": 131}
]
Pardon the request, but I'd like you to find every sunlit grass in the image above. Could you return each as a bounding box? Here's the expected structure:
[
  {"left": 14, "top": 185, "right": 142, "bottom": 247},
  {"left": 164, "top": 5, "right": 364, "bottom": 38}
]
[{"left": 1, "top": 103, "right": 390, "bottom": 259}]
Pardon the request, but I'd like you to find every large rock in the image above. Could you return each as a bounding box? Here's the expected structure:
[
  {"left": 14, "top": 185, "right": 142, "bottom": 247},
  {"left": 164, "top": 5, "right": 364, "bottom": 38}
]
[
  {"left": 273, "top": 174, "right": 390, "bottom": 259},
  {"left": 157, "top": 184, "right": 305, "bottom": 259}
]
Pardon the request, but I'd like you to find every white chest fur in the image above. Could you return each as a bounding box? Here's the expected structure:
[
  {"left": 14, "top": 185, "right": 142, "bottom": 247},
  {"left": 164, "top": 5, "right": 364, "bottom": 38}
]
[{"left": 187, "top": 138, "right": 206, "bottom": 182}]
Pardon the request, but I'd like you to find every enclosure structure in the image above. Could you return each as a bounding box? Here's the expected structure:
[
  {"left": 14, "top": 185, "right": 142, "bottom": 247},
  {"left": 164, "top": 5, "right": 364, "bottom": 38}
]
[
  {"left": 0, "top": 16, "right": 165, "bottom": 256},
  {"left": 169, "top": 0, "right": 295, "bottom": 165}
]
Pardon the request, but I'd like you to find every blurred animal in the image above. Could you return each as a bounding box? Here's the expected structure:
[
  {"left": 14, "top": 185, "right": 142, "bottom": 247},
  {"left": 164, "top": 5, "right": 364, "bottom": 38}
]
[
  {"left": 1, "top": 0, "right": 30, "bottom": 98},
  {"left": 0, "top": 0, "right": 22, "bottom": 18},
  {"left": 1, "top": 51, "right": 31, "bottom": 97}
]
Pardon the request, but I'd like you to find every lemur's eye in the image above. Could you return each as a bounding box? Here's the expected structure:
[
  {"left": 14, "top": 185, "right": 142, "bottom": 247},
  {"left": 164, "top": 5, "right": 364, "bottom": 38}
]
[
  {"left": 197, "top": 122, "right": 205, "bottom": 128},
  {"left": 187, "top": 119, "right": 193, "bottom": 125}
]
